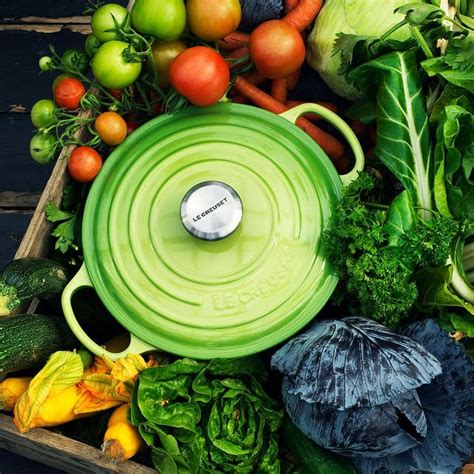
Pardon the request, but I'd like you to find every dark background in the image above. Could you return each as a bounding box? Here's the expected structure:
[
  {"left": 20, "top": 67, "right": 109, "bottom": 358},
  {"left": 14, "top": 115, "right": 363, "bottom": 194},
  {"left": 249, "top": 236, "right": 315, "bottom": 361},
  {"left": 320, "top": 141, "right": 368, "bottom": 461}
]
[{"left": 0, "top": 1, "right": 127, "bottom": 471}]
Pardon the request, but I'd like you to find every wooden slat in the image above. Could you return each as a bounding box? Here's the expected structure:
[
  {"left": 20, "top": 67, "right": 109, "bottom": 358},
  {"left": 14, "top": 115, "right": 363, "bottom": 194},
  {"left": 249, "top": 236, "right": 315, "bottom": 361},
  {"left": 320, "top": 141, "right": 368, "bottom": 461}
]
[
  {"left": 0, "top": 414, "right": 155, "bottom": 474},
  {"left": 0, "top": 191, "right": 41, "bottom": 209},
  {"left": 0, "top": 24, "right": 90, "bottom": 33},
  {"left": 0, "top": 113, "right": 54, "bottom": 193},
  {"left": 0, "top": 214, "right": 31, "bottom": 268},
  {"left": 19, "top": 16, "right": 91, "bottom": 24},
  {"left": 0, "top": 0, "right": 127, "bottom": 19}
]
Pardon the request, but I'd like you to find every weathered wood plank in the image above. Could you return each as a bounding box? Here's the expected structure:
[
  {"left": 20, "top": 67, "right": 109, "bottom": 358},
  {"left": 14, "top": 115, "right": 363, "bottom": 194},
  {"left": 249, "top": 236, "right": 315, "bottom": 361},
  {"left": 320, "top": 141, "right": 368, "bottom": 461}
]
[
  {"left": 0, "top": 213, "right": 31, "bottom": 268},
  {"left": 0, "top": 414, "right": 155, "bottom": 474},
  {"left": 18, "top": 16, "right": 91, "bottom": 24},
  {"left": 0, "top": 113, "right": 54, "bottom": 192},
  {"left": 0, "top": 24, "right": 91, "bottom": 33},
  {"left": 0, "top": 1, "right": 127, "bottom": 19},
  {"left": 0, "top": 29, "right": 89, "bottom": 111},
  {"left": 0, "top": 191, "right": 41, "bottom": 209}
]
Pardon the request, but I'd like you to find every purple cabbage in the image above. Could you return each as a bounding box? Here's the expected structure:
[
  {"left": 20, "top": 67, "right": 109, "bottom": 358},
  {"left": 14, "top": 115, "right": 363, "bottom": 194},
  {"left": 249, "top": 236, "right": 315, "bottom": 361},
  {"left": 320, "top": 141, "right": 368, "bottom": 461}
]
[
  {"left": 354, "top": 319, "right": 474, "bottom": 473},
  {"left": 271, "top": 317, "right": 444, "bottom": 458},
  {"left": 272, "top": 317, "right": 441, "bottom": 410}
]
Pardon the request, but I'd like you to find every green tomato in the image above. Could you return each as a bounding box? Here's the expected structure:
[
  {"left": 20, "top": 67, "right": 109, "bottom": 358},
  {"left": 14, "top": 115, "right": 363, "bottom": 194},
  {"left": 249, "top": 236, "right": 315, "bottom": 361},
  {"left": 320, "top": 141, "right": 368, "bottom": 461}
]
[
  {"left": 131, "top": 0, "right": 186, "bottom": 41},
  {"left": 85, "top": 34, "right": 101, "bottom": 57},
  {"left": 31, "top": 99, "right": 57, "bottom": 128},
  {"left": 61, "top": 49, "right": 90, "bottom": 74},
  {"left": 39, "top": 56, "right": 53, "bottom": 72},
  {"left": 30, "top": 133, "right": 57, "bottom": 164},
  {"left": 91, "top": 3, "right": 130, "bottom": 43},
  {"left": 92, "top": 41, "right": 142, "bottom": 89}
]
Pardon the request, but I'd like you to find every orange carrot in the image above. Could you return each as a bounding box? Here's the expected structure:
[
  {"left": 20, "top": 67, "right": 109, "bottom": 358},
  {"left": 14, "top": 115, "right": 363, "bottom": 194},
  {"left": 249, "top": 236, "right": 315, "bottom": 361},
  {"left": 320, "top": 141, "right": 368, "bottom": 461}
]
[
  {"left": 287, "top": 68, "right": 301, "bottom": 90},
  {"left": 286, "top": 100, "right": 339, "bottom": 119},
  {"left": 283, "top": 0, "right": 323, "bottom": 31},
  {"left": 233, "top": 76, "right": 344, "bottom": 160},
  {"left": 227, "top": 46, "right": 249, "bottom": 59},
  {"left": 232, "top": 94, "right": 250, "bottom": 104},
  {"left": 271, "top": 78, "right": 288, "bottom": 103},
  {"left": 284, "top": 0, "right": 300, "bottom": 14},
  {"left": 227, "top": 46, "right": 251, "bottom": 70},
  {"left": 230, "top": 70, "right": 266, "bottom": 95},
  {"left": 218, "top": 32, "right": 249, "bottom": 51},
  {"left": 350, "top": 120, "right": 368, "bottom": 139}
]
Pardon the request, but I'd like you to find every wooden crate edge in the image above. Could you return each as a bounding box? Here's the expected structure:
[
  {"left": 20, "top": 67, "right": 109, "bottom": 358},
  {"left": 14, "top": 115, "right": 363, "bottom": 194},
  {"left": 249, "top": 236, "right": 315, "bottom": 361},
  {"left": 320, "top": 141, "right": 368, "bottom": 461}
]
[{"left": 0, "top": 414, "right": 155, "bottom": 474}]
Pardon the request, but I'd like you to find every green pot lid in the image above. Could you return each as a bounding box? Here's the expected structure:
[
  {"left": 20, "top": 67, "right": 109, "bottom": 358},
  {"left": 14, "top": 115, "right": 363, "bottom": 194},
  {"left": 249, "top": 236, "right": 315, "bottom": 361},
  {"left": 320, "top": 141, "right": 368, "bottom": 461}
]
[{"left": 82, "top": 103, "right": 344, "bottom": 358}]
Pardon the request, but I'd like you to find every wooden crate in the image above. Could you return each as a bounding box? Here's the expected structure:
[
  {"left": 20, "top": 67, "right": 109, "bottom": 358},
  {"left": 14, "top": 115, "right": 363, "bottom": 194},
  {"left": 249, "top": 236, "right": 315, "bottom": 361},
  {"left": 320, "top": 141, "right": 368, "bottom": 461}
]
[{"left": 3, "top": 2, "right": 474, "bottom": 472}]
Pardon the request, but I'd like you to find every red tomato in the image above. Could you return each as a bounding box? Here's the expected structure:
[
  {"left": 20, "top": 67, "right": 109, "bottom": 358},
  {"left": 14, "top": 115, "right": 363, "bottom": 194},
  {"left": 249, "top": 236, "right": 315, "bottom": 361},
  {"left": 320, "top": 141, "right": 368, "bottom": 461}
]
[
  {"left": 186, "top": 0, "right": 241, "bottom": 41},
  {"left": 249, "top": 20, "right": 306, "bottom": 79},
  {"left": 54, "top": 78, "right": 86, "bottom": 110},
  {"left": 95, "top": 111, "right": 128, "bottom": 146},
  {"left": 169, "top": 47, "right": 230, "bottom": 107},
  {"left": 68, "top": 146, "right": 102, "bottom": 182}
]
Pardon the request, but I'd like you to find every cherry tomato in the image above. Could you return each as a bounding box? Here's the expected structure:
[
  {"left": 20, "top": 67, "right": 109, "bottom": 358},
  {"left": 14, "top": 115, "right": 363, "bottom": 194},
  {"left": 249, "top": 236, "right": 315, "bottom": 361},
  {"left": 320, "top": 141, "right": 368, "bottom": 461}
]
[
  {"left": 39, "top": 56, "right": 53, "bottom": 72},
  {"left": 30, "top": 133, "right": 57, "bottom": 164},
  {"left": 187, "top": 0, "right": 241, "bottom": 41},
  {"left": 92, "top": 41, "right": 142, "bottom": 89},
  {"left": 131, "top": 0, "right": 186, "bottom": 41},
  {"left": 249, "top": 20, "right": 306, "bottom": 79},
  {"left": 85, "top": 34, "right": 101, "bottom": 57},
  {"left": 61, "top": 49, "right": 90, "bottom": 74},
  {"left": 169, "top": 47, "right": 230, "bottom": 107},
  {"left": 95, "top": 111, "right": 128, "bottom": 146},
  {"left": 31, "top": 99, "right": 56, "bottom": 128},
  {"left": 68, "top": 146, "right": 103, "bottom": 182},
  {"left": 91, "top": 3, "right": 129, "bottom": 43},
  {"left": 52, "top": 73, "right": 74, "bottom": 93},
  {"left": 54, "top": 78, "right": 86, "bottom": 110},
  {"left": 149, "top": 39, "right": 187, "bottom": 89}
]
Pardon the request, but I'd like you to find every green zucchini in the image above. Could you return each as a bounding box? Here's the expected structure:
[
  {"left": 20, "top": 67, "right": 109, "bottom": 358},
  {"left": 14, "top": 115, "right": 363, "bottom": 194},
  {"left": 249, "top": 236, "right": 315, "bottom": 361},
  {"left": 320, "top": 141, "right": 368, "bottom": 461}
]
[
  {"left": 0, "top": 313, "right": 78, "bottom": 378},
  {"left": 0, "top": 258, "right": 68, "bottom": 316},
  {"left": 282, "top": 419, "right": 356, "bottom": 474}
]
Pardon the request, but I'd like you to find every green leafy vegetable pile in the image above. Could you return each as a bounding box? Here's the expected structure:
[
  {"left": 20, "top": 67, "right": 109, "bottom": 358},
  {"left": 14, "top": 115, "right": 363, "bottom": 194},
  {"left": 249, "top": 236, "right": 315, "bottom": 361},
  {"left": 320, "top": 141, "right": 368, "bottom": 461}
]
[
  {"left": 327, "top": 174, "right": 459, "bottom": 327},
  {"left": 325, "top": 1, "right": 474, "bottom": 331},
  {"left": 130, "top": 357, "right": 283, "bottom": 473}
]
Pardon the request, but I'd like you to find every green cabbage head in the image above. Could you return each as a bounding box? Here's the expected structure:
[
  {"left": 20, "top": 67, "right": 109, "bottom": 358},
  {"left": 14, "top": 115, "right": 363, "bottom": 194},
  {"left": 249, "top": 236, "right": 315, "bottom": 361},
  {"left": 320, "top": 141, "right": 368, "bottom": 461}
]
[{"left": 307, "top": 0, "right": 421, "bottom": 99}]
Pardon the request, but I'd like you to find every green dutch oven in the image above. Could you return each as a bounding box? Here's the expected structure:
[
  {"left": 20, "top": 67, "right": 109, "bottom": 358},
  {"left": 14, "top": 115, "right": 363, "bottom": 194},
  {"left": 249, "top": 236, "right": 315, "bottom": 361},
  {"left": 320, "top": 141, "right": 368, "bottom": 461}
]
[{"left": 62, "top": 103, "right": 364, "bottom": 360}]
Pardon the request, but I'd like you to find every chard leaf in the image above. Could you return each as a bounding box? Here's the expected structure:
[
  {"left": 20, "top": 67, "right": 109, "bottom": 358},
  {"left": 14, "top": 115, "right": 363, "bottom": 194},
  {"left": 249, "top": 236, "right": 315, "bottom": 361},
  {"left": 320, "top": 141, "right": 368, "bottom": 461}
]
[
  {"left": 434, "top": 102, "right": 474, "bottom": 219},
  {"left": 416, "top": 265, "right": 474, "bottom": 314},
  {"left": 348, "top": 50, "right": 433, "bottom": 218},
  {"left": 449, "top": 312, "right": 474, "bottom": 337},
  {"left": 384, "top": 191, "right": 416, "bottom": 246},
  {"left": 271, "top": 317, "right": 441, "bottom": 410}
]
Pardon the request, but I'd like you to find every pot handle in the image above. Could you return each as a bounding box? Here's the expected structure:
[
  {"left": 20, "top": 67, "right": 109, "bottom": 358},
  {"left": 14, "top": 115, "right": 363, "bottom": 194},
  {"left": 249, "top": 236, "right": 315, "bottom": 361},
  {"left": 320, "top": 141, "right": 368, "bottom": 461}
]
[
  {"left": 279, "top": 103, "right": 365, "bottom": 186},
  {"left": 62, "top": 263, "right": 157, "bottom": 361}
]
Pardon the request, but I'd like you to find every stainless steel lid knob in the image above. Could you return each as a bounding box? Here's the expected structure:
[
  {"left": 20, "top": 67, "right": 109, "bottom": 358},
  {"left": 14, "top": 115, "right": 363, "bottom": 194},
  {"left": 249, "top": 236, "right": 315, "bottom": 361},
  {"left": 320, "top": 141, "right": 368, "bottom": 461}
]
[{"left": 180, "top": 181, "right": 243, "bottom": 241}]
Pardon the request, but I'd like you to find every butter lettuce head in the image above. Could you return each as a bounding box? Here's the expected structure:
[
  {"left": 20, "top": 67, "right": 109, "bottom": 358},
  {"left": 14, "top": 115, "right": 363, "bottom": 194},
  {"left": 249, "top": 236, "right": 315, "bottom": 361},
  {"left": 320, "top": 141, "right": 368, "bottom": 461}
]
[{"left": 307, "top": 0, "right": 419, "bottom": 99}]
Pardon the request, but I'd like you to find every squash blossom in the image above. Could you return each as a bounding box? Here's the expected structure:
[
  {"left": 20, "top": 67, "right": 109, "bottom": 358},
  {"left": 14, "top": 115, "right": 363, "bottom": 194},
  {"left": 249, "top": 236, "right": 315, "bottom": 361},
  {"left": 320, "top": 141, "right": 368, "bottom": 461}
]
[{"left": 13, "top": 351, "right": 159, "bottom": 433}]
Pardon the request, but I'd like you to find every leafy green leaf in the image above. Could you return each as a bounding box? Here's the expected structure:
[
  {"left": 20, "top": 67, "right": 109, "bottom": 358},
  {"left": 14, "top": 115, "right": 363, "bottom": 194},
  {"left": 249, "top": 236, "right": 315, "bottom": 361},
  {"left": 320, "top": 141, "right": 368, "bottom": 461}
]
[
  {"left": 422, "top": 32, "right": 474, "bottom": 93},
  {"left": 348, "top": 50, "right": 434, "bottom": 219},
  {"left": 384, "top": 191, "right": 416, "bottom": 246},
  {"left": 132, "top": 358, "right": 283, "bottom": 473},
  {"left": 396, "top": 3, "right": 444, "bottom": 23},
  {"left": 45, "top": 202, "right": 74, "bottom": 222},
  {"left": 416, "top": 265, "right": 474, "bottom": 314}
]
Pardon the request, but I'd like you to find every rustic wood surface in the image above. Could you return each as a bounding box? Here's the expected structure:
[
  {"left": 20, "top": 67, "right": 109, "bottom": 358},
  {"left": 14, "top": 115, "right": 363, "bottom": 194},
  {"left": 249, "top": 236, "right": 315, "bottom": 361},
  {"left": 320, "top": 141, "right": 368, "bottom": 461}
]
[
  {"left": 0, "top": 414, "right": 155, "bottom": 474},
  {"left": 1, "top": 0, "right": 473, "bottom": 472}
]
